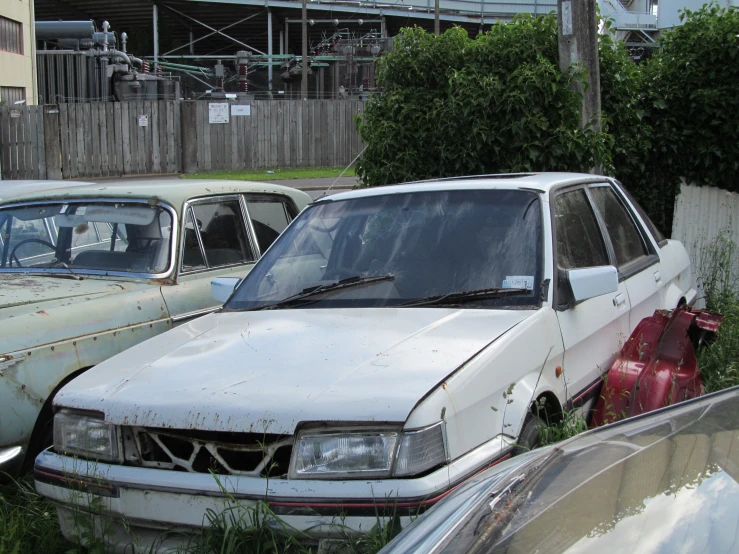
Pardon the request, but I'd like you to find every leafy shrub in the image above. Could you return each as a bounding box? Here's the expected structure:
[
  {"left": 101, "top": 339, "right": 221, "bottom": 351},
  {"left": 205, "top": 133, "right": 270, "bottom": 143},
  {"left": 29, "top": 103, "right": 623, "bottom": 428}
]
[{"left": 356, "top": 17, "right": 611, "bottom": 187}]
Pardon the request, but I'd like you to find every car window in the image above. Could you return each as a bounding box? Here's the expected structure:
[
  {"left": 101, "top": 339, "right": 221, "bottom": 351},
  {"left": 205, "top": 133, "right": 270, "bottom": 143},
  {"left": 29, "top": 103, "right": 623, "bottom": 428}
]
[
  {"left": 245, "top": 194, "right": 293, "bottom": 253},
  {"left": 618, "top": 185, "right": 667, "bottom": 246},
  {"left": 227, "top": 189, "right": 543, "bottom": 311},
  {"left": 589, "top": 185, "right": 648, "bottom": 267},
  {"left": 182, "top": 198, "right": 254, "bottom": 271},
  {"left": 0, "top": 202, "right": 173, "bottom": 273},
  {"left": 553, "top": 189, "right": 609, "bottom": 269}
]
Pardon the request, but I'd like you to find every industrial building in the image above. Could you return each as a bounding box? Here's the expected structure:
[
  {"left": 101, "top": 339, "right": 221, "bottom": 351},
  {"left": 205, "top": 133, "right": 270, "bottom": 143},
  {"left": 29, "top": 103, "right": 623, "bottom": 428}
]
[
  {"left": 0, "top": 0, "right": 38, "bottom": 104},
  {"left": 1, "top": 0, "right": 734, "bottom": 104}
]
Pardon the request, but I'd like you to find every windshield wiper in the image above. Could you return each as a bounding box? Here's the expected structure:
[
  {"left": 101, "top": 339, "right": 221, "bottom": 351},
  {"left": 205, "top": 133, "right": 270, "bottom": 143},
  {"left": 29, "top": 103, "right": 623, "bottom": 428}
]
[
  {"left": 250, "top": 274, "right": 396, "bottom": 311},
  {"left": 399, "top": 286, "right": 531, "bottom": 308}
]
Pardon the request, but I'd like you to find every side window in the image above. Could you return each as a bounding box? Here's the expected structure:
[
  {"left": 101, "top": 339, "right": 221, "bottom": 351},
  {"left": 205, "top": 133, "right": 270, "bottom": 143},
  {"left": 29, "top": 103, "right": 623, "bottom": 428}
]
[
  {"left": 245, "top": 194, "right": 293, "bottom": 253},
  {"left": 589, "top": 186, "right": 648, "bottom": 267},
  {"left": 182, "top": 198, "right": 254, "bottom": 271},
  {"left": 554, "top": 189, "right": 609, "bottom": 269},
  {"left": 618, "top": 185, "right": 667, "bottom": 246}
]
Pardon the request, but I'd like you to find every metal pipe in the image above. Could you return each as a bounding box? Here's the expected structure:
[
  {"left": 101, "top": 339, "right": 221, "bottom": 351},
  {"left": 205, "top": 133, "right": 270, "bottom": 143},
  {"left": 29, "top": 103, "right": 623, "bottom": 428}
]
[
  {"left": 190, "top": 30, "right": 194, "bottom": 54},
  {"left": 153, "top": 4, "right": 159, "bottom": 68},
  {"left": 121, "top": 31, "right": 127, "bottom": 53},
  {"left": 267, "top": 9, "right": 273, "bottom": 91},
  {"left": 102, "top": 20, "right": 109, "bottom": 52},
  {"left": 280, "top": 30, "right": 284, "bottom": 55},
  {"left": 301, "top": 0, "right": 308, "bottom": 99},
  {"left": 35, "top": 20, "right": 95, "bottom": 40}
]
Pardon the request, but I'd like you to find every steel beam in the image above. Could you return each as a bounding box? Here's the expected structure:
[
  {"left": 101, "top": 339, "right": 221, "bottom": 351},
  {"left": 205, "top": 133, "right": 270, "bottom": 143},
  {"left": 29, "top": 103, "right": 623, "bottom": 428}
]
[
  {"left": 153, "top": 3, "right": 159, "bottom": 66},
  {"left": 268, "top": 8, "right": 273, "bottom": 91},
  {"left": 159, "top": 3, "right": 267, "bottom": 55},
  {"left": 161, "top": 13, "right": 261, "bottom": 57}
]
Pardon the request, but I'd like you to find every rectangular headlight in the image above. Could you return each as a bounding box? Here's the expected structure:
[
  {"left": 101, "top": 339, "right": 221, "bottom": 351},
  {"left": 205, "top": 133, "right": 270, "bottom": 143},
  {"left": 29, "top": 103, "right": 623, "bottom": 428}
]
[
  {"left": 291, "top": 429, "right": 399, "bottom": 479},
  {"left": 53, "top": 410, "right": 120, "bottom": 463}
]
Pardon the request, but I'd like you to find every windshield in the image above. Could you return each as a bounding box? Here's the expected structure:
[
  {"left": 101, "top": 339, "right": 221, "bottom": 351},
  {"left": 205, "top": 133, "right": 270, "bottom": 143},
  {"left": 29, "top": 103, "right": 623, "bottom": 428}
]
[
  {"left": 226, "top": 189, "right": 542, "bottom": 310},
  {"left": 0, "top": 202, "right": 173, "bottom": 275}
]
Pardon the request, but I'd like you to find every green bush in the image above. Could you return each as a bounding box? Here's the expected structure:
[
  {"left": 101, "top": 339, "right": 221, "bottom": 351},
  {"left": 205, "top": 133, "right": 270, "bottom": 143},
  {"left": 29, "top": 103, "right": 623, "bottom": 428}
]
[
  {"left": 356, "top": 7, "right": 739, "bottom": 235},
  {"left": 356, "top": 17, "right": 611, "bottom": 187}
]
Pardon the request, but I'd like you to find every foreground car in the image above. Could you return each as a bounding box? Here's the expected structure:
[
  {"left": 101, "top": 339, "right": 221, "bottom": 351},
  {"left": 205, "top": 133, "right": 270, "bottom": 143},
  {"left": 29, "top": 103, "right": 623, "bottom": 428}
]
[
  {"left": 0, "top": 180, "right": 310, "bottom": 474},
  {"left": 380, "top": 385, "right": 739, "bottom": 554},
  {"left": 36, "top": 173, "right": 695, "bottom": 551}
]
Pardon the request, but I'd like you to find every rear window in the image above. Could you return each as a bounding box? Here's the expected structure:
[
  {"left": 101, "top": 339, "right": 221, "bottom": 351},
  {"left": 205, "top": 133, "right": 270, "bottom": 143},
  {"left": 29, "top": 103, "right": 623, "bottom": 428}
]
[{"left": 617, "top": 184, "right": 667, "bottom": 246}]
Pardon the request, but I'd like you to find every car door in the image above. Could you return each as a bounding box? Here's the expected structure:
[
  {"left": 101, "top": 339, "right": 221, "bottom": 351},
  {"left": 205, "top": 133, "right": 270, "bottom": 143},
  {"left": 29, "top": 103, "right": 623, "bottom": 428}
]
[
  {"left": 588, "top": 182, "right": 663, "bottom": 329},
  {"left": 552, "top": 186, "right": 632, "bottom": 411},
  {"left": 161, "top": 195, "right": 260, "bottom": 326}
]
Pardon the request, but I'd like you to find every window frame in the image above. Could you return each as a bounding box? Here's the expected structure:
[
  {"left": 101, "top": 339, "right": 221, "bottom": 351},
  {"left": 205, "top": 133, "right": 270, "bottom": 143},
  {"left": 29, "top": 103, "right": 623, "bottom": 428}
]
[
  {"left": 550, "top": 183, "right": 613, "bottom": 310},
  {"left": 0, "top": 198, "right": 178, "bottom": 278},
  {"left": 586, "top": 183, "right": 659, "bottom": 281},
  {"left": 178, "top": 194, "right": 259, "bottom": 275},
  {"left": 242, "top": 193, "right": 299, "bottom": 255},
  {"left": 0, "top": 16, "right": 23, "bottom": 55}
]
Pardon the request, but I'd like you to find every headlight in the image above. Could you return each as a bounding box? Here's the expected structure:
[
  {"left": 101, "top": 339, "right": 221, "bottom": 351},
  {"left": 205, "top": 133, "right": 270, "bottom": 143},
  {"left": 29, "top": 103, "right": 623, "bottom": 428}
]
[
  {"left": 290, "top": 422, "right": 448, "bottom": 479},
  {"left": 53, "top": 410, "right": 120, "bottom": 463}
]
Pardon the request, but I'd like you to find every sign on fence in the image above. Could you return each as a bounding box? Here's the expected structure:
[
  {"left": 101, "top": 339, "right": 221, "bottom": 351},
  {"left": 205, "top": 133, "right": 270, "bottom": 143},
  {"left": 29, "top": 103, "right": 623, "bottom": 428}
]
[
  {"left": 231, "top": 105, "right": 251, "bottom": 116},
  {"left": 208, "top": 103, "right": 229, "bottom": 124}
]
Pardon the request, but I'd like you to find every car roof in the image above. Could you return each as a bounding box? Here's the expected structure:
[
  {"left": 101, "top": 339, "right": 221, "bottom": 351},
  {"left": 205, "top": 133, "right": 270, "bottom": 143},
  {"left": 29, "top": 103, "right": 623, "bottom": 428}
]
[
  {"left": 0, "top": 179, "right": 311, "bottom": 212},
  {"left": 0, "top": 180, "right": 94, "bottom": 201},
  {"left": 314, "top": 172, "right": 611, "bottom": 203}
]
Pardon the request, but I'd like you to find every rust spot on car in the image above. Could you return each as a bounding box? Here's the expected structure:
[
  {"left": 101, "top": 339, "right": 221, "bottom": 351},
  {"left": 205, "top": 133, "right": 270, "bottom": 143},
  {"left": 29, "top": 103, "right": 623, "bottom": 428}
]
[{"left": 37, "top": 310, "right": 50, "bottom": 316}]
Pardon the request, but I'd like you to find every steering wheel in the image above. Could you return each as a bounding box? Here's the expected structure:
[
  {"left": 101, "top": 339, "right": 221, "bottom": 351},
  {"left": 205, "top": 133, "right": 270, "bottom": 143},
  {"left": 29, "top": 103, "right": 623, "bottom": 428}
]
[{"left": 8, "top": 239, "right": 56, "bottom": 267}]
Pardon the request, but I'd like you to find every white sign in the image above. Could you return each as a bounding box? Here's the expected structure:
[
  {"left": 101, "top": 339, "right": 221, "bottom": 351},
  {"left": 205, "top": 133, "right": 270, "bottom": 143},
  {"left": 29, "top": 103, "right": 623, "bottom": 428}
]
[
  {"left": 138, "top": 115, "right": 148, "bottom": 127},
  {"left": 209, "top": 102, "right": 230, "bottom": 124},
  {"left": 502, "top": 276, "right": 534, "bottom": 290},
  {"left": 9, "top": 109, "right": 21, "bottom": 119},
  {"left": 230, "top": 104, "right": 251, "bottom": 117}
]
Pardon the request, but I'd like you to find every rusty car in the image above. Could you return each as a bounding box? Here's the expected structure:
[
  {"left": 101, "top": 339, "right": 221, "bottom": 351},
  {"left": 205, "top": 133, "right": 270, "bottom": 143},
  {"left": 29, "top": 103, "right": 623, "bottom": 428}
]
[
  {"left": 35, "top": 173, "right": 696, "bottom": 551},
  {"left": 0, "top": 179, "right": 311, "bottom": 475}
]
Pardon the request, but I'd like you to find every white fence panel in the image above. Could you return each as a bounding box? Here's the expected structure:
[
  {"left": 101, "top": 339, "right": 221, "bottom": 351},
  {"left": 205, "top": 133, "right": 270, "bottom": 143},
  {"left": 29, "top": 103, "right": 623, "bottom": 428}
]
[{"left": 672, "top": 181, "right": 739, "bottom": 295}]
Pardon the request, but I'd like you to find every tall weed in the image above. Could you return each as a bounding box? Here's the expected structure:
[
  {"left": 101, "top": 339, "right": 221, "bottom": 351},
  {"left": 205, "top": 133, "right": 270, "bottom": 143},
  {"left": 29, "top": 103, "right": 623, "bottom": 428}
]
[{"left": 696, "top": 231, "right": 739, "bottom": 393}]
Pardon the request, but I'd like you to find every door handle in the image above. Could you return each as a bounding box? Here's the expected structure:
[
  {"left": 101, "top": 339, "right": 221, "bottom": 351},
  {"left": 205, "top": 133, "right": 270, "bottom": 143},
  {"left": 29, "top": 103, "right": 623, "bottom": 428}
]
[
  {"left": 613, "top": 293, "right": 626, "bottom": 308},
  {"left": 654, "top": 271, "right": 662, "bottom": 284}
]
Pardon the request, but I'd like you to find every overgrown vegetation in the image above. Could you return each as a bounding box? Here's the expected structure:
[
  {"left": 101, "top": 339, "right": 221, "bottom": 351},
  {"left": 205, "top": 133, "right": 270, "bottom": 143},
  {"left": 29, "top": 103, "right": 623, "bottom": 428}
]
[
  {"left": 696, "top": 232, "right": 739, "bottom": 393},
  {"left": 0, "top": 475, "right": 74, "bottom": 554},
  {"left": 357, "top": 6, "right": 739, "bottom": 235}
]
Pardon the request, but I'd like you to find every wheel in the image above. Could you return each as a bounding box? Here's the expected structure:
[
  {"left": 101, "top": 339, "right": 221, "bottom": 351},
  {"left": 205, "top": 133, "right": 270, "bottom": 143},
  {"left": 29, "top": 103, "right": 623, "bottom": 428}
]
[{"left": 513, "top": 414, "right": 544, "bottom": 456}]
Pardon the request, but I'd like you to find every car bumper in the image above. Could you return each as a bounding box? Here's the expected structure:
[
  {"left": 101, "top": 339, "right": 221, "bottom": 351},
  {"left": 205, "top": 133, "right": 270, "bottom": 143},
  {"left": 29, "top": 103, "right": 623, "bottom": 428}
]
[{"left": 35, "top": 437, "right": 514, "bottom": 553}]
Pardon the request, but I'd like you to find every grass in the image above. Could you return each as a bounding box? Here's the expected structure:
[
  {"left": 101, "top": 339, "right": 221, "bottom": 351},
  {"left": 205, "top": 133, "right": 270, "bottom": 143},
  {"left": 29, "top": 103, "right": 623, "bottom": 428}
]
[
  {"left": 180, "top": 166, "right": 356, "bottom": 181},
  {"left": 0, "top": 475, "right": 76, "bottom": 554},
  {"left": 695, "top": 231, "right": 739, "bottom": 393},
  {"left": 0, "top": 471, "right": 401, "bottom": 554}
]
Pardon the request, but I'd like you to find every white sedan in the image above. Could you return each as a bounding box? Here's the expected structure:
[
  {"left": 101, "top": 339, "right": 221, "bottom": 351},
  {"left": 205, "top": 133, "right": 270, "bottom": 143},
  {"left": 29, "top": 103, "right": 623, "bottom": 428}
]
[{"left": 35, "top": 173, "right": 695, "bottom": 552}]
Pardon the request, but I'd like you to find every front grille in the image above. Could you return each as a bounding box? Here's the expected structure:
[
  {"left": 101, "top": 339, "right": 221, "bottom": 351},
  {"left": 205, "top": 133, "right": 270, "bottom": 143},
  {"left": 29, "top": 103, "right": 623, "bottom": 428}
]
[{"left": 121, "top": 427, "right": 294, "bottom": 477}]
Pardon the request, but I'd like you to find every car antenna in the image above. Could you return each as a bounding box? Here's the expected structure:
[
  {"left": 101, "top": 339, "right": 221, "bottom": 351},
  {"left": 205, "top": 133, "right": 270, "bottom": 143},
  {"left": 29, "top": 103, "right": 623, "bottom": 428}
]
[{"left": 317, "top": 145, "right": 367, "bottom": 201}]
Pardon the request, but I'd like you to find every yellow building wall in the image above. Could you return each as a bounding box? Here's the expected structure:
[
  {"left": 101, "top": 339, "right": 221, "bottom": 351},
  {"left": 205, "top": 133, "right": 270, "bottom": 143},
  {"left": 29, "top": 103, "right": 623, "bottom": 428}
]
[{"left": 0, "top": 0, "right": 37, "bottom": 105}]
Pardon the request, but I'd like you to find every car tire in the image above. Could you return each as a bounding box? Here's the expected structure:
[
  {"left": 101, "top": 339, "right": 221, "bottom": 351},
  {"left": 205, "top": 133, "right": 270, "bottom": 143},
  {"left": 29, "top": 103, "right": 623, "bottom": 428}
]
[{"left": 513, "top": 414, "right": 544, "bottom": 456}]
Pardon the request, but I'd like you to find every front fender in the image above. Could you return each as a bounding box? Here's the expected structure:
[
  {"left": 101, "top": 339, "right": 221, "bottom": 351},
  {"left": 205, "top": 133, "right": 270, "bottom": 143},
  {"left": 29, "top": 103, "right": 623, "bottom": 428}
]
[
  {"left": 406, "top": 309, "right": 565, "bottom": 461},
  {"left": 0, "top": 287, "right": 171, "bottom": 453}
]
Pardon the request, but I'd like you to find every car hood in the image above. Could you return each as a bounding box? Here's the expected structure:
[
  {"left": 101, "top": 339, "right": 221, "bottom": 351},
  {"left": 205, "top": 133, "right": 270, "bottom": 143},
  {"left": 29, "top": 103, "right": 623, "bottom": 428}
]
[
  {"left": 0, "top": 273, "right": 137, "bottom": 311},
  {"left": 56, "top": 308, "right": 535, "bottom": 434}
]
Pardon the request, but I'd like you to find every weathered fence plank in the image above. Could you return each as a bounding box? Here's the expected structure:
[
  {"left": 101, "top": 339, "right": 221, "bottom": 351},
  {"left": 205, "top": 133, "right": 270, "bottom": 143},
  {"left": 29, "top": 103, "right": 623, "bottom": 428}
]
[{"left": 1, "top": 99, "right": 362, "bottom": 180}]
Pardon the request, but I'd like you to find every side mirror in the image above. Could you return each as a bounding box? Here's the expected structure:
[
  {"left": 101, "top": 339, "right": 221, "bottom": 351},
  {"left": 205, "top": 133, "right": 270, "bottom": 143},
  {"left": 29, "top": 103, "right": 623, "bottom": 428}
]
[
  {"left": 568, "top": 266, "right": 618, "bottom": 302},
  {"left": 211, "top": 277, "right": 241, "bottom": 303}
]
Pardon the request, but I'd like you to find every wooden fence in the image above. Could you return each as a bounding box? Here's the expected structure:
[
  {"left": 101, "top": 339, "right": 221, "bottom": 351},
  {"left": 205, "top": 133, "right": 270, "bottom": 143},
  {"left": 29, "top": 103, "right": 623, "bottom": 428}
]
[
  {"left": 0, "top": 100, "right": 364, "bottom": 181},
  {"left": 0, "top": 105, "right": 47, "bottom": 180}
]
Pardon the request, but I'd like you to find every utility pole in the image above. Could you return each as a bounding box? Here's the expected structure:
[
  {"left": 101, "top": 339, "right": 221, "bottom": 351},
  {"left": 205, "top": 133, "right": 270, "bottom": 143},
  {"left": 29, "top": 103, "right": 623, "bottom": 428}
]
[
  {"left": 434, "top": 0, "right": 440, "bottom": 34},
  {"left": 557, "top": 0, "right": 601, "bottom": 132},
  {"left": 301, "top": 0, "right": 308, "bottom": 99}
]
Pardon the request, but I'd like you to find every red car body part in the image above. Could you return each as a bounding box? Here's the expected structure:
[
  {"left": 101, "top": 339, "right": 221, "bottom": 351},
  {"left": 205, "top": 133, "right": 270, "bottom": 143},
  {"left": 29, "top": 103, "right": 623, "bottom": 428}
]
[{"left": 591, "top": 305, "right": 724, "bottom": 427}]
